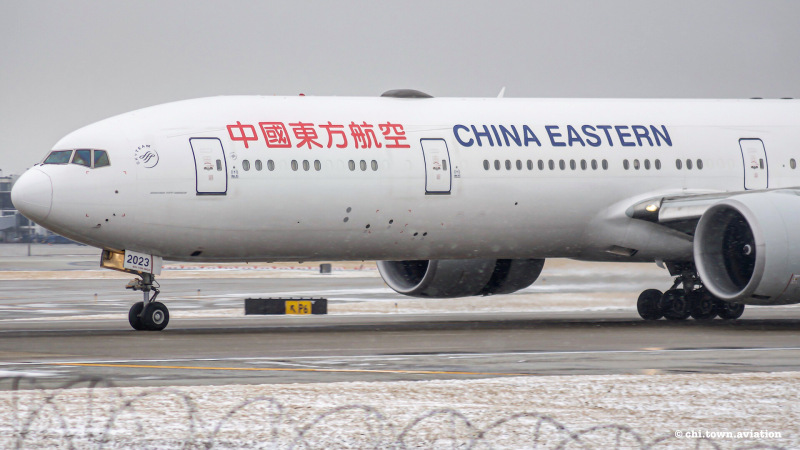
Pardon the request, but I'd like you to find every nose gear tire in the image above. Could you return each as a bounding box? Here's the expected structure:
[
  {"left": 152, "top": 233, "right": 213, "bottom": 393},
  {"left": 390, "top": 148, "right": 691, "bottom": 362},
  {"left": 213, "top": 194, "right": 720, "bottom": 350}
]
[
  {"left": 128, "top": 302, "right": 145, "bottom": 330},
  {"left": 143, "top": 302, "right": 170, "bottom": 331}
]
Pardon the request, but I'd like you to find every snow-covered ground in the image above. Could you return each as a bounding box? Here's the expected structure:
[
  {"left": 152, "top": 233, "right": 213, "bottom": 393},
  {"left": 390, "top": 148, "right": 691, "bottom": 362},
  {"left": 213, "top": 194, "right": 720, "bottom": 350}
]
[{"left": 1, "top": 372, "right": 795, "bottom": 449}]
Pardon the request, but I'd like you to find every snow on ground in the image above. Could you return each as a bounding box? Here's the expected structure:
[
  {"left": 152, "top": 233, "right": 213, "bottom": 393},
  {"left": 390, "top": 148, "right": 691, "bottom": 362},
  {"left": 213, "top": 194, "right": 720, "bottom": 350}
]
[{"left": 0, "top": 372, "right": 795, "bottom": 449}]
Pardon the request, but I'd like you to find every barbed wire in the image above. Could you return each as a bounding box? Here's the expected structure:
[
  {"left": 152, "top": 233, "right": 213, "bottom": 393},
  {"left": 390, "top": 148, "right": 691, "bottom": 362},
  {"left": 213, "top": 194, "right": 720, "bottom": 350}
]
[{"left": 0, "top": 375, "right": 787, "bottom": 449}]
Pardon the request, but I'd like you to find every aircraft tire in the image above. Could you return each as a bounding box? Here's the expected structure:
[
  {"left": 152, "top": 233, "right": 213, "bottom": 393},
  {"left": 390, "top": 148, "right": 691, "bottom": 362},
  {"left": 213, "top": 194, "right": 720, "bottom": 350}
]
[
  {"left": 142, "top": 302, "right": 170, "bottom": 331},
  {"left": 660, "top": 289, "right": 691, "bottom": 320},
  {"left": 716, "top": 300, "right": 745, "bottom": 320},
  {"left": 128, "top": 302, "right": 146, "bottom": 330},
  {"left": 637, "top": 289, "right": 663, "bottom": 320},
  {"left": 689, "top": 289, "right": 717, "bottom": 320}
]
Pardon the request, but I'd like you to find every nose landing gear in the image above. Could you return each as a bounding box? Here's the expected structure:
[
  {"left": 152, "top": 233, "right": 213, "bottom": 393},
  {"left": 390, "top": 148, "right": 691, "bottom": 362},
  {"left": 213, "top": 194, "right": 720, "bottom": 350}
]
[
  {"left": 637, "top": 264, "right": 745, "bottom": 321},
  {"left": 126, "top": 273, "right": 169, "bottom": 331}
]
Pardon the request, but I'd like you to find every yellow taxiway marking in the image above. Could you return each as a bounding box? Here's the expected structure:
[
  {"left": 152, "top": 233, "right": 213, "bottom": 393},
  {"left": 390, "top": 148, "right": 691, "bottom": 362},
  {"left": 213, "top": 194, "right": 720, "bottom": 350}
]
[{"left": 50, "top": 362, "right": 531, "bottom": 377}]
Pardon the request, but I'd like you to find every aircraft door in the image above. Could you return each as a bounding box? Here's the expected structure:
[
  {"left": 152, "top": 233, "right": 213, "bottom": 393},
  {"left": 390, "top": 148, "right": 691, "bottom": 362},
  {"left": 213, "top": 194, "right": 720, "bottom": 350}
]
[
  {"left": 190, "top": 138, "right": 228, "bottom": 195},
  {"left": 739, "top": 138, "right": 768, "bottom": 190},
  {"left": 420, "top": 138, "right": 451, "bottom": 194}
]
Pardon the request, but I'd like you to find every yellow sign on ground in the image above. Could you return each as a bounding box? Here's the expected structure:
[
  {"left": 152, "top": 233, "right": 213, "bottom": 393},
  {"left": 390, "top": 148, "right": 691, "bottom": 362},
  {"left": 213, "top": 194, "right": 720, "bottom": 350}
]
[{"left": 285, "top": 301, "right": 312, "bottom": 315}]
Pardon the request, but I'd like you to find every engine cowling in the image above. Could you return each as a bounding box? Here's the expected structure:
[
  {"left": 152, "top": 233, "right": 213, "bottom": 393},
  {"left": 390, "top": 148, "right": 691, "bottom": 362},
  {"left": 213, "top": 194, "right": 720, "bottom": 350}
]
[
  {"left": 694, "top": 191, "right": 800, "bottom": 305},
  {"left": 376, "top": 259, "right": 545, "bottom": 298}
]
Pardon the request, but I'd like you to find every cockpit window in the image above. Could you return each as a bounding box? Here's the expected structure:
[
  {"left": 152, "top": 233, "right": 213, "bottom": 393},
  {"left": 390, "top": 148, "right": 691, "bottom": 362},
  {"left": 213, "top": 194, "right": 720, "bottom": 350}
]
[
  {"left": 72, "top": 149, "right": 92, "bottom": 167},
  {"left": 43, "top": 150, "right": 73, "bottom": 164},
  {"left": 93, "top": 150, "right": 110, "bottom": 168}
]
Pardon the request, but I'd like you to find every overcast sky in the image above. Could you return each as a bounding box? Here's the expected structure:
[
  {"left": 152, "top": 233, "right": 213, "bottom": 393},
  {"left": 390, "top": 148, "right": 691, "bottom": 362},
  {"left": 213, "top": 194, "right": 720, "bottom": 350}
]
[{"left": 2, "top": 1, "right": 799, "bottom": 175}]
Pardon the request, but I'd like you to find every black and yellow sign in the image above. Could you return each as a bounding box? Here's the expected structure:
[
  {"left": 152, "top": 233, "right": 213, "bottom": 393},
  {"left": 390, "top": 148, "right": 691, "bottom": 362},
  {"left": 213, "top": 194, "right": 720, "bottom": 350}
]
[
  {"left": 244, "top": 297, "right": 327, "bottom": 315},
  {"left": 285, "top": 301, "right": 312, "bottom": 315}
]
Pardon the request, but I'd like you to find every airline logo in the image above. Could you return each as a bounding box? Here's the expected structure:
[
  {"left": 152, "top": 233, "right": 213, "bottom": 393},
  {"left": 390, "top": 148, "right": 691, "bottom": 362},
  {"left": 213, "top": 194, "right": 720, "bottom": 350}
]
[
  {"left": 134, "top": 144, "right": 159, "bottom": 168},
  {"left": 453, "top": 124, "right": 672, "bottom": 148},
  {"left": 227, "top": 121, "right": 411, "bottom": 150}
]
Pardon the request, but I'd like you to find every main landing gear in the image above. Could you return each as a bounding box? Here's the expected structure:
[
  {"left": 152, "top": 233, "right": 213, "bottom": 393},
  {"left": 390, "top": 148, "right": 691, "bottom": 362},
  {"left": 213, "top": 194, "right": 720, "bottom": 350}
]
[
  {"left": 126, "top": 273, "right": 169, "bottom": 331},
  {"left": 637, "top": 265, "right": 745, "bottom": 321}
]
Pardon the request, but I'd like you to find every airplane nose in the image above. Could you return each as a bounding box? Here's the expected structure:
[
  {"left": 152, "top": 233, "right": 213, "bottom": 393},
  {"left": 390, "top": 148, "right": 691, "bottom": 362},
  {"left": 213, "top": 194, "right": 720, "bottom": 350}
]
[{"left": 11, "top": 168, "right": 53, "bottom": 223}]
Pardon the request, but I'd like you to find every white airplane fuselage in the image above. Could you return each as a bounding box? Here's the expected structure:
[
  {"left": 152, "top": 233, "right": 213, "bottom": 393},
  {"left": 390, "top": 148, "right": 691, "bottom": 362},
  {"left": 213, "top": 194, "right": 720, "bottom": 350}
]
[{"left": 16, "top": 96, "right": 799, "bottom": 264}]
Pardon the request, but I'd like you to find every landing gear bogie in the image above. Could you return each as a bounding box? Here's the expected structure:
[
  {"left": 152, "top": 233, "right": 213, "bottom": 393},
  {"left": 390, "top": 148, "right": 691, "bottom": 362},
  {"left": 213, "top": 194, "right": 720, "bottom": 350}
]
[{"left": 636, "top": 264, "right": 744, "bottom": 321}]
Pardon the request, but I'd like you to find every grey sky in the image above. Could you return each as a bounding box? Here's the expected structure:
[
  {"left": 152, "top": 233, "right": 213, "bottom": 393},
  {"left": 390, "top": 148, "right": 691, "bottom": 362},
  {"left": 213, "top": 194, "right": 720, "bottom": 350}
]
[{"left": 2, "top": 1, "right": 799, "bottom": 175}]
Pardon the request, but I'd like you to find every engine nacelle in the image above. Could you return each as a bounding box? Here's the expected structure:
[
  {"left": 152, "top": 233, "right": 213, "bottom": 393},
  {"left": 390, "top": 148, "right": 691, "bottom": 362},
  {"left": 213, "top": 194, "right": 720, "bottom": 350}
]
[
  {"left": 694, "top": 191, "right": 800, "bottom": 305},
  {"left": 377, "top": 259, "right": 545, "bottom": 298}
]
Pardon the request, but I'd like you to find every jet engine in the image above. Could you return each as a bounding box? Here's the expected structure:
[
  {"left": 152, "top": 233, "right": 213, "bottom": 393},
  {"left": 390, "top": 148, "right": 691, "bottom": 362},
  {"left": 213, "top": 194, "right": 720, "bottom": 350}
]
[
  {"left": 694, "top": 191, "right": 800, "bottom": 305},
  {"left": 376, "top": 259, "right": 545, "bottom": 298}
]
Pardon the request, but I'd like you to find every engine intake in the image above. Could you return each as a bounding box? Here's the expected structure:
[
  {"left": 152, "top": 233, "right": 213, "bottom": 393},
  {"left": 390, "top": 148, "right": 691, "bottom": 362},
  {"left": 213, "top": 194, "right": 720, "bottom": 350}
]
[
  {"left": 377, "top": 259, "right": 545, "bottom": 298},
  {"left": 694, "top": 191, "right": 800, "bottom": 305}
]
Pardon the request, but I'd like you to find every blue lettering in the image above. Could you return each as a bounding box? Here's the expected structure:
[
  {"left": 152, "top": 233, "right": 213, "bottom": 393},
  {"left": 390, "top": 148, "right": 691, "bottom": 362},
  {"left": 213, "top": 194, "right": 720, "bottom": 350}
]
[
  {"left": 596, "top": 125, "right": 614, "bottom": 146},
  {"left": 566, "top": 125, "right": 585, "bottom": 147},
  {"left": 631, "top": 125, "right": 653, "bottom": 146},
  {"left": 453, "top": 124, "right": 473, "bottom": 147},
  {"left": 546, "top": 125, "right": 566, "bottom": 147},
  {"left": 522, "top": 125, "right": 541, "bottom": 146},
  {"left": 490, "top": 125, "right": 503, "bottom": 147},
  {"left": 472, "top": 125, "right": 494, "bottom": 147},
  {"left": 615, "top": 125, "right": 635, "bottom": 147},
  {"left": 499, "top": 125, "right": 521, "bottom": 146},
  {"left": 582, "top": 125, "right": 601, "bottom": 147},
  {"left": 650, "top": 125, "right": 672, "bottom": 146}
]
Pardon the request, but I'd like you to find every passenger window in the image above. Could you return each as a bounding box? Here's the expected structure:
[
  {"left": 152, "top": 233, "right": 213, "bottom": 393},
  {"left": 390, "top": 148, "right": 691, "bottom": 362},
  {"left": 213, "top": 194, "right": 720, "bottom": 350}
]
[
  {"left": 559, "top": 160, "right": 565, "bottom": 170},
  {"left": 371, "top": 160, "right": 378, "bottom": 171},
  {"left": 623, "top": 160, "right": 630, "bottom": 170},
  {"left": 697, "top": 159, "right": 703, "bottom": 170},
  {"left": 686, "top": 159, "right": 693, "bottom": 170},
  {"left": 655, "top": 159, "right": 661, "bottom": 170},
  {"left": 791, "top": 158, "right": 797, "bottom": 169},
  {"left": 495, "top": 160, "right": 501, "bottom": 170},
  {"left": 348, "top": 160, "right": 356, "bottom": 171},
  {"left": 505, "top": 160, "right": 511, "bottom": 170},
  {"left": 242, "top": 160, "right": 251, "bottom": 171},
  {"left": 569, "top": 160, "right": 576, "bottom": 170},
  {"left": 315, "top": 160, "right": 322, "bottom": 171},
  {"left": 548, "top": 160, "right": 555, "bottom": 170},
  {"left": 527, "top": 160, "right": 533, "bottom": 170},
  {"left": 291, "top": 160, "right": 299, "bottom": 171},
  {"left": 483, "top": 160, "right": 490, "bottom": 170},
  {"left": 43, "top": 150, "right": 73, "bottom": 164},
  {"left": 676, "top": 159, "right": 683, "bottom": 170},
  {"left": 538, "top": 160, "right": 544, "bottom": 170},
  {"left": 360, "top": 160, "right": 367, "bottom": 171},
  {"left": 633, "top": 159, "right": 640, "bottom": 170},
  {"left": 267, "top": 160, "right": 275, "bottom": 171},
  {"left": 591, "top": 160, "right": 598, "bottom": 170},
  {"left": 644, "top": 159, "right": 650, "bottom": 170},
  {"left": 580, "top": 160, "right": 587, "bottom": 170},
  {"left": 255, "top": 160, "right": 263, "bottom": 171},
  {"left": 516, "top": 160, "right": 522, "bottom": 170},
  {"left": 93, "top": 150, "right": 110, "bottom": 168},
  {"left": 602, "top": 160, "right": 608, "bottom": 170},
  {"left": 72, "top": 149, "right": 91, "bottom": 167},
  {"left": 303, "top": 160, "right": 310, "bottom": 171}
]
